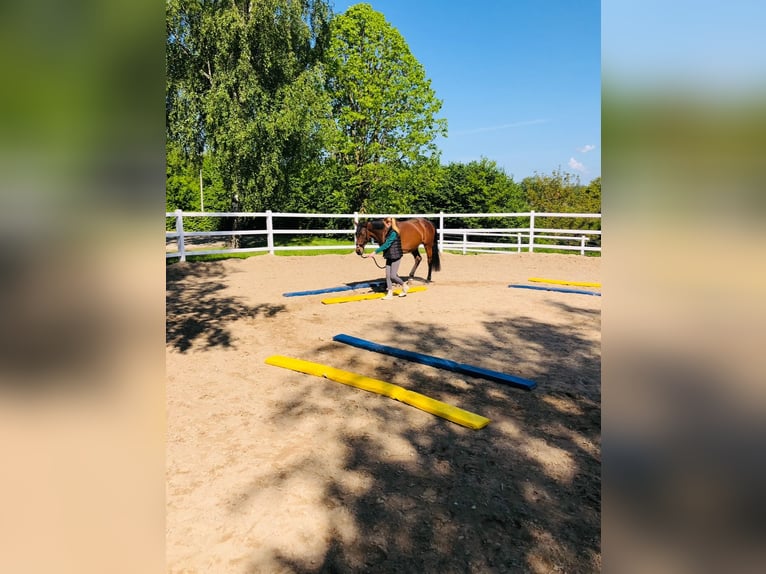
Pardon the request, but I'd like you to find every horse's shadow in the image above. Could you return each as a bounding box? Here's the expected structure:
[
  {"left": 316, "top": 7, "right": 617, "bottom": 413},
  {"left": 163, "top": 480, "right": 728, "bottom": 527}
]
[
  {"left": 405, "top": 275, "right": 430, "bottom": 284},
  {"left": 345, "top": 278, "right": 384, "bottom": 288},
  {"left": 346, "top": 276, "right": 430, "bottom": 293}
]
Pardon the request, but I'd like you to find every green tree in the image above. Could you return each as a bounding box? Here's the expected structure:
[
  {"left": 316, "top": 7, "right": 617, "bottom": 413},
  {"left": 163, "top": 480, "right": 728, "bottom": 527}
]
[
  {"left": 386, "top": 158, "right": 445, "bottom": 214},
  {"left": 521, "top": 169, "right": 582, "bottom": 214},
  {"left": 324, "top": 3, "right": 447, "bottom": 212},
  {"left": 454, "top": 158, "right": 525, "bottom": 215},
  {"left": 166, "top": 141, "right": 229, "bottom": 231},
  {"left": 166, "top": 0, "right": 332, "bottom": 218},
  {"left": 166, "top": 142, "right": 198, "bottom": 215},
  {"left": 521, "top": 169, "right": 601, "bottom": 241},
  {"left": 411, "top": 159, "right": 526, "bottom": 229},
  {"left": 571, "top": 176, "right": 601, "bottom": 242},
  {"left": 578, "top": 176, "right": 601, "bottom": 215}
]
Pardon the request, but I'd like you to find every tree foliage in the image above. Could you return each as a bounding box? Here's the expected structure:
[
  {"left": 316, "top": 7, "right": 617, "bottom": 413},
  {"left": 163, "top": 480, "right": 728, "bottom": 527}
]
[
  {"left": 166, "top": 141, "right": 229, "bottom": 231},
  {"left": 521, "top": 169, "right": 601, "bottom": 232},
  {"left": 408, "top": 158, "right": 527, "bottom": 229},
  {"left": 323, "top": 3, "right": 447, "bottom": 211},
  {"left": 165, "top": 2, "right": 600, "bottom": 226},
  {"left": 166, "top": 0, "right": 332, "bottom": 213}
]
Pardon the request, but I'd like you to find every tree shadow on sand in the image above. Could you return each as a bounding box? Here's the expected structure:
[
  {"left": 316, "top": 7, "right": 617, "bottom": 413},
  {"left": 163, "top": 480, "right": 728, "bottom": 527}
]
[
  {"left": 242, "top": 307, "right": 601, "bottom": 573},
  {"left": 166, "top": 262, "right": 285, "bottom": 352}
]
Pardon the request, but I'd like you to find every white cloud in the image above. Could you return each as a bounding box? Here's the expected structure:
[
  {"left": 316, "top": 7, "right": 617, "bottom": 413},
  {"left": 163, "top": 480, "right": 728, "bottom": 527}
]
[
  {"left": 568, "top": 157, "right": 586, "bottom": 172},
  {"left": 452, "top": 119, "right": 550, "bottom": 135},
  {"left": 577, "top": 144, "right": 596, "bottom": 153}
]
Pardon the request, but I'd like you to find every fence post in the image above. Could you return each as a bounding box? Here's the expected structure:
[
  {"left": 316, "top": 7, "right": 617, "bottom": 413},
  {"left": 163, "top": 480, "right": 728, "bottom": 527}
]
[
  {"left": 462, "top": 232, "right": 467, "bottom": 255},
  {"left": 580, "top": 235, "right": 586, "bottom": 256},
  {"left": 516, "top": 233, "right": 521, "bottom": 253},
  {"left": 439, "top": 211, "right": 444, "bottom": 252},
  {"left": 175, "top": 209, "right": 186, "bottom": 262},
  {"left": 266, "top": 210, "right": 274, "bottom": 255},
  {"left": 529, "top": 210, "right": 535, "bottom": 253}
]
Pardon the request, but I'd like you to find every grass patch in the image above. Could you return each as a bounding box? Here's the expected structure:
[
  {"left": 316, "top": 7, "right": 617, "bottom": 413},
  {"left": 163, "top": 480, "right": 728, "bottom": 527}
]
[
  {"left": 169, "top": 251, "right": 267, "bottom": 264},
  {"left": 275, "top": 236, "right": 354, "bottom": 256},
  {"left": 166, "top": 236, "right": 355, "bottom": 264},
  {"left": 532, "top": 248, "right": 601, "bottom": 257},
  {"left": 166, "top": 235, "right": 600, "bottom": 264}
]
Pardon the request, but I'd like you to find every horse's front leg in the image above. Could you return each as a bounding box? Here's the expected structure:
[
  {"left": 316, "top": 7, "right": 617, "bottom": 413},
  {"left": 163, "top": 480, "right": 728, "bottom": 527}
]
[{"left": 407, "top": 248, "right": 422, "bottom": 279}]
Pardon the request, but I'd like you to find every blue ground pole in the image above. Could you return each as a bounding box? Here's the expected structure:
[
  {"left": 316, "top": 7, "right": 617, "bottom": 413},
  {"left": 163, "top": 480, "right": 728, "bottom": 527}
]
[
  {"left": 333, "top": 333, "right": 536, "bottom": 391},
  {"left": 283, "top": 281, "right": 384, "bottom": 297},
  {"left": 509, "top": 284, "right": 601, "bottom": 296}
]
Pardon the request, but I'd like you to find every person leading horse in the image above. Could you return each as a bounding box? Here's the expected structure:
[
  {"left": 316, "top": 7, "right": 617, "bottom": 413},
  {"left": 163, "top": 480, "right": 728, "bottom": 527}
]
[{"left": 355, "top": 217, "right": 441, "bottom": 282}]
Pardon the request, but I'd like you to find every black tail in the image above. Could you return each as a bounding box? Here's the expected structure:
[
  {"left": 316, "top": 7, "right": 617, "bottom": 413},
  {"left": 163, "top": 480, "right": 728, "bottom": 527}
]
[{"left": 431, "top": 229, "right": 442, "bottom": 272}]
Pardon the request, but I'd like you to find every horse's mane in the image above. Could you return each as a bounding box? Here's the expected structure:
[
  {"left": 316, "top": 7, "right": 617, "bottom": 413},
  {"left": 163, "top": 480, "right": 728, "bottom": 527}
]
[{"left": 360, "top": 218, "right": 407, "bottom": 232}]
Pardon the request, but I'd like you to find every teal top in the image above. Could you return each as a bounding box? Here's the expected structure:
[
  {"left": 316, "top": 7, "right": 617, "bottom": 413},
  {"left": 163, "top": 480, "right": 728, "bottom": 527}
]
[{"left": 374, "top": 230, "right": 398, "bottom": 254}]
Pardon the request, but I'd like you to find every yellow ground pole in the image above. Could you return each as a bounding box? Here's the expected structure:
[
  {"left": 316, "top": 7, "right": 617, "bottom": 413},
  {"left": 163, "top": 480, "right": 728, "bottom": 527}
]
[
  {"left": 528, "top": 277, "right": 601, "bottom": 288},
  {"left": 321, "top": 285, "right": 427, "bottom": 304},
  {"left": 265, "top": 355, "right": 490, "bottom": 430}
]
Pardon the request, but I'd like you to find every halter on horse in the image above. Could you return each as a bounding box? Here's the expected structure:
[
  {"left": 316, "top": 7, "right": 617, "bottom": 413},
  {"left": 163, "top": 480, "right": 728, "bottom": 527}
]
[{"left": 354, "top": 218, "right": 442, "bottom": 282}]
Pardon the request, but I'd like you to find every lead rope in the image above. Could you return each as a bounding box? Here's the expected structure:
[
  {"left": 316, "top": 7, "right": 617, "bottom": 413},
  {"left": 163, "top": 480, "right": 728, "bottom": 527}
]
[{"left": 363, "top": 253, "right": 386, "bottom": 269}]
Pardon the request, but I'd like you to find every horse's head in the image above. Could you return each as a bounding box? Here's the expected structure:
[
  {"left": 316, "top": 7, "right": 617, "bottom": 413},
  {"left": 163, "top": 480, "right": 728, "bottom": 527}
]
[
  {"left": 354, "top": 219, "right": 386, "bottom": 256},
  {"left": 354, "top": 221, "right": 371, "bottom": 256}
]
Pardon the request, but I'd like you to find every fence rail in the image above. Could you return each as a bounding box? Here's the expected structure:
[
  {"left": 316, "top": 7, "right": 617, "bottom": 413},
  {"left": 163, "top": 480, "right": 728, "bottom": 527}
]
[{"left": 165, "top": 210, "right": 601, "bottom": 261}]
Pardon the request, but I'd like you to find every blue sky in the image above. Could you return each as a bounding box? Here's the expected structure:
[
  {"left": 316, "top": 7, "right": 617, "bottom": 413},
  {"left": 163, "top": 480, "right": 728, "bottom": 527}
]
[
  {"left": 603, "top": 1, "right": 766, "bottom": 94},
  {"left": 332, "top": 1, "right": 601, "bottom": 182}
]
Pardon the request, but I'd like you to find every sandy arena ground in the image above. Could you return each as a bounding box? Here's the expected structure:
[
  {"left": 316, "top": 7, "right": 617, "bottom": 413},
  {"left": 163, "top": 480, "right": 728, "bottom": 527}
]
[{"left": 166, "top": 251, "right": 601, "bottom": 573}]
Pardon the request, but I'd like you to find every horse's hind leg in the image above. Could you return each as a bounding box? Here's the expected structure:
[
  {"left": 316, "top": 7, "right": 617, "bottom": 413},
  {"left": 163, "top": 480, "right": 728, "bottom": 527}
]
[{"left": 407, "top": 248, "right": 422, "bottom": 279}]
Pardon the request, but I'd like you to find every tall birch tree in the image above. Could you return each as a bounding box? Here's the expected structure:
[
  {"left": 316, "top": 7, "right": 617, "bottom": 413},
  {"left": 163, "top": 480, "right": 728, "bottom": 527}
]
[
  {"left": 166, "top": 0, "right": 332, "bottom": 214},
  {"left": 324, "top": 3, "right": 447, "bottom": 212}
]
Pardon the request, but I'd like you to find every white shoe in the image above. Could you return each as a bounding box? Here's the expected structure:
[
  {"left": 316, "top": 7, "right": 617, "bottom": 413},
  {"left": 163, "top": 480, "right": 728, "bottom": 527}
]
[
  {"left": 398, "top": 284, "right": 408, "bottom": 297},
  {"left": 382, "top": 291, "right": 394, "bottom": 300}
]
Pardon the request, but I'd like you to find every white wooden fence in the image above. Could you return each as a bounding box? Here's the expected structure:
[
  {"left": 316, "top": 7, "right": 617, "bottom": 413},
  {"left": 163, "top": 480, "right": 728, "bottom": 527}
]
[{"left": 165, "top": 210, "right": 601, "bottom": 261}]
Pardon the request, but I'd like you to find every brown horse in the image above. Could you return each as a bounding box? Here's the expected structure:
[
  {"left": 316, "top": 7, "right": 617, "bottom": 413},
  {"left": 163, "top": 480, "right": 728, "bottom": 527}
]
[{"left": 355, "top": 218, "right": 442, "bottom": 282}]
